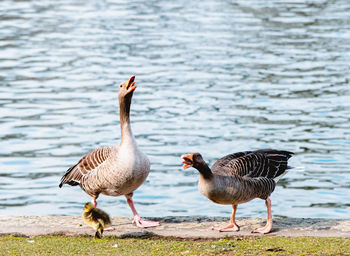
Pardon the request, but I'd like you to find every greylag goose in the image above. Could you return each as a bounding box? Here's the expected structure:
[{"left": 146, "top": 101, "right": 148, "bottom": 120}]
[
  {"left": 59, "top": 76, "right": 159, "bottom": 228},
  {"left": 181, "top": 149, "right": 293, "bottom": 234}
]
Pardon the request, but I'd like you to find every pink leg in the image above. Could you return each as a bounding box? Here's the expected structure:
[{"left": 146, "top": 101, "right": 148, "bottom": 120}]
[
  {"left": 252, "top": 197, "right": 273, "bottom": 234},
  {"left": 213, "top": 205, "right": 240, "bottom": 232},
  {"left": 125, "top": 194, "right": 160, "bottom": 228},
  {"left": 91, "top": 197, "right": 97, "bottom": 208},
  {"left": 90, "top": 196, "right": 115, "bottom": 231}
]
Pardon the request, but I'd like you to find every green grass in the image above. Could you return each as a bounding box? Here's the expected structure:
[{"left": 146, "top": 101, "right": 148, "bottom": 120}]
[{"left": 0, "top": 235, "right": 349, "bottom": 256}]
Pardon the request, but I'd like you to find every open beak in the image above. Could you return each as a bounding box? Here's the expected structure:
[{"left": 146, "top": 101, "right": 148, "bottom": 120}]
[
  {"left": 126, "top": 75, "right": 137, "bottom": 94},
  {"left": 181, "top": 153, "right": 194, "bottom": 170}
]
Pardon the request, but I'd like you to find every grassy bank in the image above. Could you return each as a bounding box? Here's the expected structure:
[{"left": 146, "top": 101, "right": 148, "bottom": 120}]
[{"left": 1, "top": 235, "right": 349, "bottom": 255}]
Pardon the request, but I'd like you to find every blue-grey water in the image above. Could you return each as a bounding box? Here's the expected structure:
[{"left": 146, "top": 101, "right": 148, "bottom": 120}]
[{"left": 0, "top": 0, "right": 349, "bottom": 219}]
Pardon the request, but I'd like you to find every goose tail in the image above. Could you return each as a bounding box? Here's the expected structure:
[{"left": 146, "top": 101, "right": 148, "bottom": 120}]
[{"left": 273, "top": 166, "right": 305, "bottom": 182}]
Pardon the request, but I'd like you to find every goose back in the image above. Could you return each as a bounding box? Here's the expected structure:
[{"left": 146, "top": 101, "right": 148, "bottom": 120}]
[{"left": 211, "top": 149, "right": 293, "bottom": 179}]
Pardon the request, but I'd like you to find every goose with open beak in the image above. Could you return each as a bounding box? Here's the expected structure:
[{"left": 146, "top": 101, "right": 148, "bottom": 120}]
[
  {"left": 182, "top": 149, "right": 293, "bottom": 234},
  {"left": 60, "top": 76, "right": 159, "bottom": 228}
]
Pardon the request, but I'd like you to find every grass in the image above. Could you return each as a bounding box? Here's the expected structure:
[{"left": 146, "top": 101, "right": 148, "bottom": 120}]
[{"left": 0, "top": 235, "right": 349, "bottom": 256}]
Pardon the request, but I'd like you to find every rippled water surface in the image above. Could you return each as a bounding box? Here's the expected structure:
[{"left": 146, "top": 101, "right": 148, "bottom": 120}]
[{"left": 1, "top": 0, "right": 350, "bottom": 218}]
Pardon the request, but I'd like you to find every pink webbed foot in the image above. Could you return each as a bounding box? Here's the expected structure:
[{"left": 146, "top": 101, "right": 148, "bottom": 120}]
[
  {"left": 212, "top": 223, "right": 240, "bottom": 232},
  {"left": 212, "top": 204, "right": 240, "bottom": 232},
  {"left": 133, "top": 216, "right": 160, "bottom": 228},
  {"left": 252, "top": 223, "right": 272, "bottom": 234},
  {"left": 252, "top": 198, "right": 273, "bottom": 234}
]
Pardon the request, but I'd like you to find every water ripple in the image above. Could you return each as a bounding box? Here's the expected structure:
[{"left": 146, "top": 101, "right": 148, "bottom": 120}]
[{"left": 0, "top": 0, "right": 349, "bottom": 218}]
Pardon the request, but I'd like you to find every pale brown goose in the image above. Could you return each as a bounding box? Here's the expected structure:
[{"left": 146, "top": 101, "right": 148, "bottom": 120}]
[
  {"left": 181, "top": 149, "right": 293, "bottom": 234},
  {"left": 59, "top": 76, "right": 159, "bottom": 228}
]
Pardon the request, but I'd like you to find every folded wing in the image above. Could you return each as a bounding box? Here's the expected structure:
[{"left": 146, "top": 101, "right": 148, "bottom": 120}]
[
  {"left": 212, "top": 149, "right": 293, "bottom": 179},
  {"left": 59, "top": 146, "right": 112, "bottom": 187}
]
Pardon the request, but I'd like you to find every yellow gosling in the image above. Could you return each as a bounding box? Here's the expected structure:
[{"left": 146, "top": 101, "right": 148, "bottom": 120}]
[{"left": 82, "top": 202, "right": 111, "bottom": 239}]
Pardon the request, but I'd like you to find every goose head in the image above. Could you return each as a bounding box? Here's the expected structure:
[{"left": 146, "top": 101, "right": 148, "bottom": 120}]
[
  {"left": 181, "top": 153, "right": 205, "bottom": 170},
  {"left": 182, "top": 153, "right": 213, "bottom": 179},
  {"left": 118, "top": 75, "right": 137, "bottom": 100}
]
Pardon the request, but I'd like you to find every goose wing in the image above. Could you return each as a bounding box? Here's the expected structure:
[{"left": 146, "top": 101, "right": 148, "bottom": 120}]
[
  {"left": 211, "top": 149, "right": 293, "bottom": 179},
  {"left": 59, "top": 146, "right": 113, "bottom": 187}
]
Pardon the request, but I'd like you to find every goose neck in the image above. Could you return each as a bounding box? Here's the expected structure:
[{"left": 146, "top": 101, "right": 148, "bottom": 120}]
[
  {"left": 197, "top": 162, "right": 213, "bottom": 180},
  {"left": 119, "top": 96, "right": 134, "bottom": 145}
]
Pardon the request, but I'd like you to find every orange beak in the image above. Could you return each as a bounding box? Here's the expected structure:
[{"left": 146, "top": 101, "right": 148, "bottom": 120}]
[
  {"left": 181, "top": 153, "right": 194, "bottom": 170},
  {"left": 126, "top": 75, "right": 137, "bottom": 94}
]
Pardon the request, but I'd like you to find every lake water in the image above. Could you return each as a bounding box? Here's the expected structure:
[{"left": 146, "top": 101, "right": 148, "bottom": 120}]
[{"left": 0, "top": 0, "right": 349, "bottom": 219}]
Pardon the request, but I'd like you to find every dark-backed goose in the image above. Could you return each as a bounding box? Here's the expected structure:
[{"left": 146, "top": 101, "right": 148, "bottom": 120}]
[
  {"left": 181, "top": 149, "right": 293, "bottom": 234},
  {"left": 59, "top": 76, "right": 159, "bottom": 228}
]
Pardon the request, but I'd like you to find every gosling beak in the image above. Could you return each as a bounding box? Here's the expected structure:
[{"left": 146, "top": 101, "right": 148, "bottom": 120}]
[
  {"left": 181, "top": 153, "right": 194, "bottom": 170},
  {"left": 126, "top": 75, "right": 137, "bottom": 94}
]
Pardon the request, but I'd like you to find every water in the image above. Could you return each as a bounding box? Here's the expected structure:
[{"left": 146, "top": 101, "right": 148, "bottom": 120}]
[{"left": 0, "top": 0, "right": 349, "bottom": 219}]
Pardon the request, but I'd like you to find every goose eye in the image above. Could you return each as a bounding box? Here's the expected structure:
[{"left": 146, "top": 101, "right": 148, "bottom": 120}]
[{"left": 120, "top": 84, "right": 123, "bottom": 88}]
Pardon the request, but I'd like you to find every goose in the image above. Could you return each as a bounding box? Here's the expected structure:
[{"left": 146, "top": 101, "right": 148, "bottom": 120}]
[
  {"left": 181, "top": 149, "right": 293, "bottom": 234},
  {"left": 59, "top": 76, "right": 159, "bottom": 228}
]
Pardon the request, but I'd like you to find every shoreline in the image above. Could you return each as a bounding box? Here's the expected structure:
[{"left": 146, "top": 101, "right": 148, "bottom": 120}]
[{"left": 1, "top": 216, "right": 350, "bottom": 238}]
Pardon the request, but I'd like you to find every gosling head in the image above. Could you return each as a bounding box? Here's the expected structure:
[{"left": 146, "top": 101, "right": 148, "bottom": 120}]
[{"left": 84, "top": 202, "right": 95, "bottom": 212}]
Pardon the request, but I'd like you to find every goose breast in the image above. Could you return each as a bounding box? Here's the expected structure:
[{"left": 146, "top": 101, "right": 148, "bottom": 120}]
[{"left": 80, "top": 146, "right": 150, "bottom": 197}]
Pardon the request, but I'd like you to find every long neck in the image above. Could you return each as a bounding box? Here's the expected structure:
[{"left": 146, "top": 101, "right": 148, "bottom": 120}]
[
  {"left": 196, "top": 162, "right": 213, "bottom": 180},
  {"left": 119, "top": 96, "right": 134, "bottom": 145}
]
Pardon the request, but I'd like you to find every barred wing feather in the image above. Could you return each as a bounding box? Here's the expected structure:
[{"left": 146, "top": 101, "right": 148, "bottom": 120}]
[
  {"left": 211, "top": 149, "right": 293, "bottom": 179},
  {"left": 59, "top": 146, "right": 112, "bottom": 187}
]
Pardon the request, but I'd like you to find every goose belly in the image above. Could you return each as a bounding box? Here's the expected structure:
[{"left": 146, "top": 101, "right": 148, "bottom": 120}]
[
  {"left": 83, "top": 153, "right": 150, "bottom": 197},
  {"left": 102, "top": 162, "right": 150, "bottom": 196},
  {"left": 198, "top": 177, "right": 255, "bottom": 205}
]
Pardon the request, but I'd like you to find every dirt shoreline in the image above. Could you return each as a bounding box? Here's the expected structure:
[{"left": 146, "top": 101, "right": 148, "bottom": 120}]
[{"left": 1, "top": 216, "right": 349, "bottom": 238}]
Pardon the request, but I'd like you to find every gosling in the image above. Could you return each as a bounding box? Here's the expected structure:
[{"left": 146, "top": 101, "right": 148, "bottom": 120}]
[{"left": 82, "top": 202, "right": 111, "bottom": 239}]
